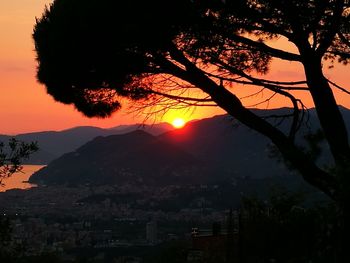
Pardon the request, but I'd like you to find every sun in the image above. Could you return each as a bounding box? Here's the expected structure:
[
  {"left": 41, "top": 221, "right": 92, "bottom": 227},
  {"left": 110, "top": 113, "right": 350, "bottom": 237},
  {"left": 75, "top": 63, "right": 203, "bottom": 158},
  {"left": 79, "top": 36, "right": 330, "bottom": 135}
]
[{"left": 172, "top": 118, "right": 186, "bottom": 129}]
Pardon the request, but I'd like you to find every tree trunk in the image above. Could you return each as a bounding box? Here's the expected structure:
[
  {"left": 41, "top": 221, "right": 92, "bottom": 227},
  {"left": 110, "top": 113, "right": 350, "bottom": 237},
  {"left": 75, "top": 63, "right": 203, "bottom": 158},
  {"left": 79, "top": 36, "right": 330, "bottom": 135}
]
[
  {"left": 172, "top": 44, "right": 350, "bottom": 261},
  {"left": 303, "top": 54, "right": 350, "bottom": 165},
  {"left": 302, "top": 53, "right": 350, "bottom": 262},
  {"left": 180, "top": 64, "right": 338, "bottom": 199}
]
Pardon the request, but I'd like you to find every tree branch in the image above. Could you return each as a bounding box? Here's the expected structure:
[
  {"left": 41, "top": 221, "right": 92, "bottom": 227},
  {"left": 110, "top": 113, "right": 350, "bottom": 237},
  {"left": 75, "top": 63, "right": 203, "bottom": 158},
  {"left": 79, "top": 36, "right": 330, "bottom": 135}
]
[
  {"left": 162, "top": 47, "right": 338, "bottom": 199},
  {"left": 227, "top": 34, "right": 301, "bottom": 62},
  {"left": 204, "top": 71, "right": 309, "bottom": 91},
  {"left": 327, "top": 77, "right": 350, "bottom": 95}
]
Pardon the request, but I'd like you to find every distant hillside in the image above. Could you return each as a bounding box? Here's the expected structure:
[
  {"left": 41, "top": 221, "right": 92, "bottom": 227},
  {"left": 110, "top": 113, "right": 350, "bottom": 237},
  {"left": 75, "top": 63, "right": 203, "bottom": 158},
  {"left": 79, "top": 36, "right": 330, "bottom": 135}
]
[
  {"left": 160, "top": 111, "right": 291, "bottom": 180},
  {"left": 0, "top": 123, "right": 173, "bottom": 164},
  {"left": 161, "top": 107, "right": 350, "bottom": 175},
  {"left": 29, "top": 107, "right": 350, "bottom": 186},
  {"left": 29, "top": 130, "right": 203, "bottom": 185},
  {"left": 109, "top": 122, "right": 173, "bottom": 136}
]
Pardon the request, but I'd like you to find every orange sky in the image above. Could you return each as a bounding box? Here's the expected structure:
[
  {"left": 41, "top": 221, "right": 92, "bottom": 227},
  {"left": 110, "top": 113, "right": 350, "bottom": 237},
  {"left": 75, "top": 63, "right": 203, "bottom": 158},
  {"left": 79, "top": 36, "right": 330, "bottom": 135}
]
[{"left": 0, "top": 1, "right": 349, "bottom": 135}]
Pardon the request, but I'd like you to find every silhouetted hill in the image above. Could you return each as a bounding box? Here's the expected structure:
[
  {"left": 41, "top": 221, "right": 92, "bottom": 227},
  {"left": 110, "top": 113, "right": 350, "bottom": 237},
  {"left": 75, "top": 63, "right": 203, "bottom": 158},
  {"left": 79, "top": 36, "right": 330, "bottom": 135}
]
[
  {"left": 29, "top": 130, "right": 202, "bottom": 185},
  {"left": 160, "top": 107, "right": 350, "bottom": 180},
  {"left": 109, "top": 122, "right": 173, "bottom": 136},
  {"left": 29, "top": 107, "right": 350, "bottom": 186},
  {"left": 160, "top": 113, "right": 290, "bottom": 180},
  {"left": 0, "top": 123, "right": 173, "bottom": 164}
]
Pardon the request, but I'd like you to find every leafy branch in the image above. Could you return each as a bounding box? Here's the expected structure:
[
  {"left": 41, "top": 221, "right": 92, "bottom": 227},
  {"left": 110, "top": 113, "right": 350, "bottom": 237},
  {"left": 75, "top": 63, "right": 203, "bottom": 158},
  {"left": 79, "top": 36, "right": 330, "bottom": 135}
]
[{"left": 0, "top": 138, "right": 38, "bottom": 185}]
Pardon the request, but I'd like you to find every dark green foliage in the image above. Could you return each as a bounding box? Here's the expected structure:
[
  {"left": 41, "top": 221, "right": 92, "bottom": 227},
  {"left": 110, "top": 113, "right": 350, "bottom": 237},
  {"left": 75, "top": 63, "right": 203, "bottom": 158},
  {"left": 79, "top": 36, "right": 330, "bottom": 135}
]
[{"left": 240, "top": 192, "right": 338, "bottom": 263}]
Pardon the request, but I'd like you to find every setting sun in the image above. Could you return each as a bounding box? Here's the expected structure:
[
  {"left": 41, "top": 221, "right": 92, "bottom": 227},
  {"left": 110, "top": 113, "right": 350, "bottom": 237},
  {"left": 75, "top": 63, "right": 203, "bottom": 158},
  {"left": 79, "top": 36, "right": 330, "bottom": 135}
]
[{"left": 172, "top": 118, "right": 186, "bottom": 129}]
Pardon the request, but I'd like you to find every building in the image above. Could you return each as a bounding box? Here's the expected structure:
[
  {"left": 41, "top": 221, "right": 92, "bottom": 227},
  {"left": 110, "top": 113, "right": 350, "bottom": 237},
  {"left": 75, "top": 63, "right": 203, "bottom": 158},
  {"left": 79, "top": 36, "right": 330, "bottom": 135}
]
[
  {"left": 146, "top": 220, "right": 157, "bottom": 244},
  {"left": 187, "top": 210, "right": 239, "bottom": 263}
]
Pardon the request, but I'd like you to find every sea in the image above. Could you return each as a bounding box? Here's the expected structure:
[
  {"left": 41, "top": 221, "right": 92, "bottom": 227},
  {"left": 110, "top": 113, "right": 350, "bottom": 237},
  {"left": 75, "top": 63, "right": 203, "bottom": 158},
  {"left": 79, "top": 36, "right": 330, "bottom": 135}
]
[{"left": 0, "top": 165, "right": 45, "bottom": 192}]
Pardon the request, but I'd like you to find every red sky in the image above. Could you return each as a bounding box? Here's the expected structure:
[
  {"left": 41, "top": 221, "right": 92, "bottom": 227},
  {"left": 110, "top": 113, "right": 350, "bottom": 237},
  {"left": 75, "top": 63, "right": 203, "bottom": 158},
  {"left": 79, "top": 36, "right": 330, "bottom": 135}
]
[{"left": 0, "top": 1, "right": 349, "bottom": 135}]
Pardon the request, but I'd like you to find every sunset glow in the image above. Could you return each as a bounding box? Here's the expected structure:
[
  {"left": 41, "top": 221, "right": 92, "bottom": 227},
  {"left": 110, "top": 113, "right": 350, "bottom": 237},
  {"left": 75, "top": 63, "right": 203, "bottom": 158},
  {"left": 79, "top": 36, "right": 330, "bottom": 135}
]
[
  {"left": 172, "top": 118, "right": 186, "bottom": 129},
  {"left": 0, "top": 1, "right": 349, "bottom": 135}
]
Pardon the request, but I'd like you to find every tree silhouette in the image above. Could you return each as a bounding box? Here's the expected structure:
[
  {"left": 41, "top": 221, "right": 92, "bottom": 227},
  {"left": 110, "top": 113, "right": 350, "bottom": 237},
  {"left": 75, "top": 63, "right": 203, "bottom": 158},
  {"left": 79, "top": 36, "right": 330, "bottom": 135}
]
[
  {"left": 0, "top": 138, "right": 38, "bottom": 185},
  {"left": 33, "top": 0, "right": 350, "bottom": 258}
]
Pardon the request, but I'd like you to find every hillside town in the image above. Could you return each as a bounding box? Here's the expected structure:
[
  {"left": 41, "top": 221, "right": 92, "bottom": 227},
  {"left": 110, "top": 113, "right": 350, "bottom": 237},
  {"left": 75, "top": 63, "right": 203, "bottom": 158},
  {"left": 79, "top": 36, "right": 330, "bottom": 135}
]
[{"left": 0, "top": 183, "right": 235, "bottom": 260}]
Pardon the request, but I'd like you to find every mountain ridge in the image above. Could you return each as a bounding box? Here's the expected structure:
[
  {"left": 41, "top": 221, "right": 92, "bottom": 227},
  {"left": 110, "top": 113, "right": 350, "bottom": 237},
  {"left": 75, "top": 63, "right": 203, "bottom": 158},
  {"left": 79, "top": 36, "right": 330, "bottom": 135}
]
[
  {"left": 30, "top": 107, "right": 350, "bottom": 186},
  {"left": 6, "top": 107, "right": 350, "bottom": 186},
  {"left": 29, "top": 129, "right": 203, "bottom": 186},
  {"left": 0, "top": 123, "right": 174, "bottom": 164}
]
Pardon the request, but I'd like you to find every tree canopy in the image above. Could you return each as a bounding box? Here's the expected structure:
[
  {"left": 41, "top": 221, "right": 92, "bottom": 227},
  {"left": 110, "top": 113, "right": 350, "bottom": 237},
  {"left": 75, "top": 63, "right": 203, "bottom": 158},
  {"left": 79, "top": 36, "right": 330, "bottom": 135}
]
[
  {"left": 0, "top": 139, "right": 38, "bottom": 185},
  {"left": 33, "top": 0, "right": 350, "bottom": 200}
]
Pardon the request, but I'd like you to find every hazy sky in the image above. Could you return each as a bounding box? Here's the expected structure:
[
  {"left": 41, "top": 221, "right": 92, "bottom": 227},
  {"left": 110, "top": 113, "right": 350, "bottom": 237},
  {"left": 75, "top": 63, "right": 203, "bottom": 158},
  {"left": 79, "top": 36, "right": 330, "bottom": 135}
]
[{"left": 0, "top": 1, "right": 349, "bottom": 135}]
